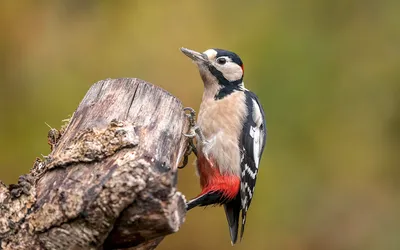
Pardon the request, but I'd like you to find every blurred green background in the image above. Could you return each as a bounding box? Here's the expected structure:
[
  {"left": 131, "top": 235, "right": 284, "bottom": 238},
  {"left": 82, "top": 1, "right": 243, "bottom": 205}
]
[{"left": 1, "top": 1, "right": 399, "bottom": 249}]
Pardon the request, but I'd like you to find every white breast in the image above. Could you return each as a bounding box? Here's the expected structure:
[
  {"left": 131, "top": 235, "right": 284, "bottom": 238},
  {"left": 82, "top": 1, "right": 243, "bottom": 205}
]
[{"left": 196, "top": 91, "right": 247, "bottom": 176}]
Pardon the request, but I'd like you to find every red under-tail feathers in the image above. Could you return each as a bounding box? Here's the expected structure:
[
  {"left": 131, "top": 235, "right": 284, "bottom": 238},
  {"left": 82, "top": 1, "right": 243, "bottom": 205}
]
[{"left": 197, "top": 153, "right": 240, "bottom": 200}]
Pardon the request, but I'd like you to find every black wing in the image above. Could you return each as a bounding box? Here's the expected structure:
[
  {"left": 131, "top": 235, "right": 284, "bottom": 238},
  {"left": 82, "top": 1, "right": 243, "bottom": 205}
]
[{"left": 239, "top": 90, "right": 267, "bottom": 240}]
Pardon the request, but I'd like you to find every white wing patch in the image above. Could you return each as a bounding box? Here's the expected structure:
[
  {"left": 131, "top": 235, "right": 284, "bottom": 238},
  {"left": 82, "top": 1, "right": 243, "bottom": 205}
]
[
  {"left": 250, "top": 99, "right": 264, "bottom": 169},
  {"left": 252, "top": 99, "right": 263, "bottom": 126}
]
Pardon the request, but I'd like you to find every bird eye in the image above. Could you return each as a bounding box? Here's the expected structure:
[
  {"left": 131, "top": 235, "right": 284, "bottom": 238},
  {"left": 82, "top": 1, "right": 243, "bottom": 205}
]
[{"left": 216, "top": 57, "right": 227, "bottom": 65}]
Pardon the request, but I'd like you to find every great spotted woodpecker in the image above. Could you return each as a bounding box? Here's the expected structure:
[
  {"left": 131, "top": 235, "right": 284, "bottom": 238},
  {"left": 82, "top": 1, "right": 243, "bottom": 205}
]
[{"left": 180, "top": 47, "right": 267, "bottom": 244}]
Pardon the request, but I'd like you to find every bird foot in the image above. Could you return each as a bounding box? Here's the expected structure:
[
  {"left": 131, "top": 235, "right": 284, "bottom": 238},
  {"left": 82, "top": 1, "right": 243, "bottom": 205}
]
[
  {"left": 179, "top": 107, "right": 198, "bottom": 169},
  {"left": 179, "top": 107, "right": 213, "bottom": 169},
  {"left": 182, "top": 107, "right": 207, "bottom": 146}
]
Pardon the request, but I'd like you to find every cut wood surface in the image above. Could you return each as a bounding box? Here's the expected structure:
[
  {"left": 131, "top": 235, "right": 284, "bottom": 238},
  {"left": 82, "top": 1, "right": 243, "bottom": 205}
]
[{"left": 0, "top": 78, "right": 189, "bottom": 250}]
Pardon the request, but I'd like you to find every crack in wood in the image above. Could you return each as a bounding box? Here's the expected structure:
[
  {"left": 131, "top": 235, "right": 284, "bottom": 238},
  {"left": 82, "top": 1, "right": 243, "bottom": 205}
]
[{"left": 0, "top": 78, "right": 187, "bottom": 250}]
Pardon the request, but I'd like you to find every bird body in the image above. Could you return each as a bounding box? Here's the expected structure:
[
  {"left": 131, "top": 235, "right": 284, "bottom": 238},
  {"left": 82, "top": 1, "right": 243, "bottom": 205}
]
[
  {"left": 197, "top": 90, "right": 247, "bottom": 177},
  {"left": 181, "top": 47, "right": 267, "bottom": 244}
]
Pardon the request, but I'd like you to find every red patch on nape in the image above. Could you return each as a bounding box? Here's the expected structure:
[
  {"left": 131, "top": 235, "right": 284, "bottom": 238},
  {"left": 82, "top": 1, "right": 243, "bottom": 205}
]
[
  {"left": 197, "top": 153, "right": 240, "bottom": 200},
  {"left": 240, "top": 64, "right": 244, "bottom": 72}
]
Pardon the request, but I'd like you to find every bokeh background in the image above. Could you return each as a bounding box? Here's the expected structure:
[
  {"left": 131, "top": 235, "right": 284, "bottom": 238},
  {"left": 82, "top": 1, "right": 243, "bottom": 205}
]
[{"left": 1, "top": 1, "right": 400, "bottom": 249}]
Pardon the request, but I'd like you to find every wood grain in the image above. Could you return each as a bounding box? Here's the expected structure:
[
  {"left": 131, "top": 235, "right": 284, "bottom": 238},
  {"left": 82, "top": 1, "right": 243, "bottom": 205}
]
[{"left": 0, "top": 78, "right": 189, "bottom": 250}]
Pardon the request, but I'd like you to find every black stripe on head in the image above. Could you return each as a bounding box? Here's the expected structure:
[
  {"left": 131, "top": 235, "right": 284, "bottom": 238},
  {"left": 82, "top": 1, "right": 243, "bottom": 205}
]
[
  {"left": 208, "top": 64, "right": 243, "bottom": 100},
  {"left": 208, "top": 49, "right": 244, "bottom": 100},
  {"left": 213, "top": 49, "right": 243, "bottom": 68},
  {"left": 208, "top": 65, "right": 243, "bottom": 86}
]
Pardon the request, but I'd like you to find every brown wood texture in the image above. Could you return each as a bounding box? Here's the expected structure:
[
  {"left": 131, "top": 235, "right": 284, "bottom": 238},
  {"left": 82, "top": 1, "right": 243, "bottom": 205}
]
[{"left": 0, "top": 78, "right": 189, "bottom": 250}]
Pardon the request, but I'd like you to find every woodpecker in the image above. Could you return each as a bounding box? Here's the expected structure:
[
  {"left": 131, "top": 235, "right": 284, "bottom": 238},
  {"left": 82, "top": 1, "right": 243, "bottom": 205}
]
[{"left": 180, "top": 47, "right": 267, "bottom": 244}]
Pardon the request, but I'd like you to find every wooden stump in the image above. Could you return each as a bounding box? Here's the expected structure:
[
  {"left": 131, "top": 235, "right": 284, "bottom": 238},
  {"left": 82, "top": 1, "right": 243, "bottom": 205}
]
[{"left": 0, "top": 78, "right": 189, "bottom": 250}]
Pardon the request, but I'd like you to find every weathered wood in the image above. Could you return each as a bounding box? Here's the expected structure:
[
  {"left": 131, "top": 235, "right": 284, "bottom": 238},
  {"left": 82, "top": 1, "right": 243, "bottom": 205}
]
[{"left": 0, "top": 78, "right": 189, "bottom": 250}]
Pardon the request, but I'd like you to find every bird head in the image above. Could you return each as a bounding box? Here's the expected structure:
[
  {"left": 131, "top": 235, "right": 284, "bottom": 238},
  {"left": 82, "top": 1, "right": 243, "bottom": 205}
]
[{"left": 180, "top": 48, "right": 244, "bottom": 89}]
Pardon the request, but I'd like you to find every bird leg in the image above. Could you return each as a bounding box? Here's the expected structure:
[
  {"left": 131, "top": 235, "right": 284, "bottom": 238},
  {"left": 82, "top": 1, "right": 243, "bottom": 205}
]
[
  {"left": 184, "top": 118, "right": 215, "bottom": 168},
  {"left": 179, "top": 107, "right": 198, "bottom": 169},
  {"left": 180, "top": 107, "right": 215, "bottom": 169}
]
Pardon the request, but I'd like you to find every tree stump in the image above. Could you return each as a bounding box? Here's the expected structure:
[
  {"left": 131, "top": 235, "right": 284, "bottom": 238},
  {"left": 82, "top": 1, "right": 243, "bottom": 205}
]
[{"left": 0, "top": 78, "right": 189, "bottom": 250}]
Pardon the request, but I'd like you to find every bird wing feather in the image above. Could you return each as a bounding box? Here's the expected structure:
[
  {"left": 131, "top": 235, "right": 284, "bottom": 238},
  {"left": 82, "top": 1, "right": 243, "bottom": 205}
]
[{"left": 239, "top": 91, "right": 267, "bottom": 240}]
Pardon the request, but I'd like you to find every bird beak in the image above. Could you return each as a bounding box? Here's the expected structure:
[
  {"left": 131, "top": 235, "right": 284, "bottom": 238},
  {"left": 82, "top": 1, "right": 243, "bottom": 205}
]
[{"left": 180, "top": 47, "right": 209, "bottom": 64}]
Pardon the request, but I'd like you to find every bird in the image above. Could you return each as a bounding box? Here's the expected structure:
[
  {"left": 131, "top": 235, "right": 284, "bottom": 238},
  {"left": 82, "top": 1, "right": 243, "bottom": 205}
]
[{"left": 180, "top": 47, "right": 267, "bottom": 244}]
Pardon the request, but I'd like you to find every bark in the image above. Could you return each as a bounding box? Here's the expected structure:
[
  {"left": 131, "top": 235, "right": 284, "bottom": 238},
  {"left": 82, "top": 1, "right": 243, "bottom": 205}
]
[{"left": 0, "top": 78, "right": 189, "bottom": 250}]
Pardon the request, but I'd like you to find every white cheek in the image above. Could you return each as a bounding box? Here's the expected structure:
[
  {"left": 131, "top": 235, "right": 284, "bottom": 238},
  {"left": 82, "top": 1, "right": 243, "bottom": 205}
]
[{"left": 217, "top": 63, "right": 243, "bottom": 82}]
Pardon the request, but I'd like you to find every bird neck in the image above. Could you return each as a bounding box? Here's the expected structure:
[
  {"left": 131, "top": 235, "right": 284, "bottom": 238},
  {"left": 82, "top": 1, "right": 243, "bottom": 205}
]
[
  {"left": 214, "top": 83, "right": 244, "bottom": 100},
  {"left": 202, "top": 82, "right": 221, "bottom": 101},
  {"left": 200, "top": 67, "right": 245, "bottom": 100}
]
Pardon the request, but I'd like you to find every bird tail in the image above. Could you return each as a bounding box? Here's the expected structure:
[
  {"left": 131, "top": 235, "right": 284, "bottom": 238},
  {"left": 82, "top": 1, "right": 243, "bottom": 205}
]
[
  {"left": 223, "top": 197, "right": 241, "bottom": 245},
  {"left": 187, "top": 192, "right": 224, "bottom": 210}
]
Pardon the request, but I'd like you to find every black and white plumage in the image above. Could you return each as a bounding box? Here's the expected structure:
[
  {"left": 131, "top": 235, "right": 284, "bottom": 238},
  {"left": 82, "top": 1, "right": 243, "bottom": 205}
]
[
  {"left": 222, "top": 90, "right": 266, "bottom": 243},
  {"left": 180, "top": 47, "right": 267, "bottom": 245},
  {"left": 239, "top": 91, "right": 267, "bottom": 238}
]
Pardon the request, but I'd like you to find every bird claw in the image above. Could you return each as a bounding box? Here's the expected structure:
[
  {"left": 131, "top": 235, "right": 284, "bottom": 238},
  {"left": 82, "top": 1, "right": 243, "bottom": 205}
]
[
  {"left": 182, "top": 107, "right": 197, "bottom": 139},
  {"left": 178, "top": 141, "right": 196, "bottom": 169},
  {"left": 184, "top": 107, "right": 196, "bottom": 127},
  {"left": 179, "top": 107, "right": 198, "bottom": 169},
  {"left": 179, "top": 107, "right": 210, "bottom": 169},
  {"left": 183, "top": 125, "right": 199, "bottom": 139}
]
